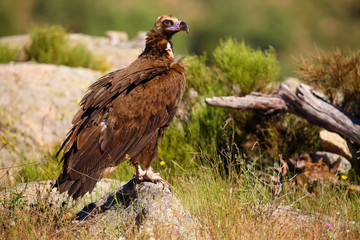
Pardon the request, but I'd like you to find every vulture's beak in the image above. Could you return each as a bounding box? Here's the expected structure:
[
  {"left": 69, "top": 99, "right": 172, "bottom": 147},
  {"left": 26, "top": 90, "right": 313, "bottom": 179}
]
[{"left": 166, "top": 21, "right": 189, "bottom": 33}]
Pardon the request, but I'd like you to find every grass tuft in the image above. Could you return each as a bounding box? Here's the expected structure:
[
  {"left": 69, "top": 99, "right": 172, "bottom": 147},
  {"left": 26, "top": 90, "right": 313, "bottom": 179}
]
[{"left": 0, "top": 43, "right": 18, "bottom": 63}]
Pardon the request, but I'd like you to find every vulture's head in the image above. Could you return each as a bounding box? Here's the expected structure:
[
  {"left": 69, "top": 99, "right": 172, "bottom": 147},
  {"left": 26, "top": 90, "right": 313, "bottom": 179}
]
[{"left": 155, "top": 15, "right": 189, "bottom": 38}]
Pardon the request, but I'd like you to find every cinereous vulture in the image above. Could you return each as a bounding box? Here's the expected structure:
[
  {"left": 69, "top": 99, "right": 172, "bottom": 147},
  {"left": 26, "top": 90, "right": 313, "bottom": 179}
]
[{"left": 54, "top": 15, "right": 189, "bottom": 199}]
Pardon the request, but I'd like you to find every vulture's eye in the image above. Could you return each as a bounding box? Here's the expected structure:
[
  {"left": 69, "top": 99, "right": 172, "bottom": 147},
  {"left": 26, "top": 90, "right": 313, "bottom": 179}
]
[{"left": 163, "top": 20, "right": 172, "bottom": 26}]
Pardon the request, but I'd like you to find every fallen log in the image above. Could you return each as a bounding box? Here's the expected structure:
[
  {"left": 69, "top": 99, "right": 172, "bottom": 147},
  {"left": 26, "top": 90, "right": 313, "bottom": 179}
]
[{"left": 205, "top": 83, "right": 360, "bottom": 145}]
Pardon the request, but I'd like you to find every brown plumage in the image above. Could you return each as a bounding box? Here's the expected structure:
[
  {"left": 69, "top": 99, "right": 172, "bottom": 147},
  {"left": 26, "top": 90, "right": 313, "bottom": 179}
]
[{"left": 54, "top": 15, "right": 189, "bottom": 199}]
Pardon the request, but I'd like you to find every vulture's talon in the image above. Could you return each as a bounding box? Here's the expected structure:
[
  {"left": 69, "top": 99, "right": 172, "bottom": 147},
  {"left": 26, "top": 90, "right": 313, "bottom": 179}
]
[
  {"left": 134, "top": 174, "right": 144, "bottom": 181},
  {"left": 134, "top": 167, "right": 171, "bottom": 190},
  {"left": 151, "top": 170, "right": 161, "bottom": 176}
]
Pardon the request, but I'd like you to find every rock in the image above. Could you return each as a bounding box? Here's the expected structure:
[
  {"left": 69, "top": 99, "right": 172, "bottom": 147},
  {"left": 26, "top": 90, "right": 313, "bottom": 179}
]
[
  {"left": 105, "top": 30, "right": 129, "bottom": 46},
  {"left": 319, "top": 129, "right": 352, "bottom": 160},
  {"left": 76, "top": 180, "right": 202, "bottom": 239},
  {"left": 0, "top": 63, "right": 100, "bottom": 147},
  {"left": 0, "top": 63, "right": 100, "bottom": 184},
  {"left": 313, "top": 151, "right": 352, "bottom": 174},
  {"left": 0, "top": 179, "right": 203, "bottom": 239}
]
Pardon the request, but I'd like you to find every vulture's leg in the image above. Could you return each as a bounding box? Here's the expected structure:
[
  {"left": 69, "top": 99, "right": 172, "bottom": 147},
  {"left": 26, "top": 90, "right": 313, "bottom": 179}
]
[
  {"left": 134, "top": 163, "right": 146, "bottom": 180},
  {"left": 133, "top": 133, "right": 170, "bottom": 188}
]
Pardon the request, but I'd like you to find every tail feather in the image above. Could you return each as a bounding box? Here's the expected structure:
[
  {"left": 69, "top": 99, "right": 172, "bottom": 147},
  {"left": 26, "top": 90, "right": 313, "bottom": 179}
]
[{"left": 53, "top": 171, "right": 100, "bottom": 200}]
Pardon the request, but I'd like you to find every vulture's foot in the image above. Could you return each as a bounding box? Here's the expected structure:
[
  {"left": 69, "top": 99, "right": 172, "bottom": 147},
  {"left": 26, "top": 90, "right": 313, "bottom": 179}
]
[
  {"left": 134, "top": 165, "right": 170, "bottom": 190},
  {"left": 144, "top": 169, "right": 170, "bottom": 189}
]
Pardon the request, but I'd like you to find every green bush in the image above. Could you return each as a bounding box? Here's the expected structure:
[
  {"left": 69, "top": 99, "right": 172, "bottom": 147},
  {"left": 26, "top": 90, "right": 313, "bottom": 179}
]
[
  {"left": 26, "top": 25, "right": 67, "bottom": 63},
  {"left": 0, "top": 43, "right": 18, "bottom": 63},
  {"left": 26, "top": 25, "right": 108, "bottom": 71},
  {"left": 213, "top": 38, "right": 279, "bottom": 95}
]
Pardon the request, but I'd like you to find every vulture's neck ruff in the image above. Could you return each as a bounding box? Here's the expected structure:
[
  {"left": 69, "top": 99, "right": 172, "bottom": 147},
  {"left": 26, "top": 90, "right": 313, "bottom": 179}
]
[{"left": 140, "top": 15, "right": 188, "bottom": 60}]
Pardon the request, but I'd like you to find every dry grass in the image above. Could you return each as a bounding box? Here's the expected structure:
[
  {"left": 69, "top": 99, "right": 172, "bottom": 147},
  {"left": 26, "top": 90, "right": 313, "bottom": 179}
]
[
  {"left": 173, "top": 165, "right": 360, "bottom": 239},
  {"left": 1, "top": 155, "right": 359, "bottom": 239},
  {"left": 295, "top": 48, "right": 360, "bottom": 112},
  {"left": 1, "top": 196, "right": 77, "bottom": 239}
]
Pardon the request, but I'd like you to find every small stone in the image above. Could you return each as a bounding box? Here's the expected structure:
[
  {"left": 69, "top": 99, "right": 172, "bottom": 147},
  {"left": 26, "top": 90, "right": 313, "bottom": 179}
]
[
  {"left": 319, "top": 130, "right": 352, "bottom": 160},
  {"left": 313, "top": 151, "right": 352, "bottom": 174}
]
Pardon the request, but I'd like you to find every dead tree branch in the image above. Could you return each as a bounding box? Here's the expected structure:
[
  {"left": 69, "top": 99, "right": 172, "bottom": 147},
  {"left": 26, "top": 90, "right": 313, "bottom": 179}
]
[{"left": 205, "top": 83, "right": 360, "bottom": 145}]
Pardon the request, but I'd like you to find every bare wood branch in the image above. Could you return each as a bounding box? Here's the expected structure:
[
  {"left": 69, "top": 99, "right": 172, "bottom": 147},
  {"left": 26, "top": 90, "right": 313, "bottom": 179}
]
[
  {"left": 278, "top": 83, "right": 360, "bottom": 144},
  {"left": 205, "top": 83, "right": 360, "bottom": 145},
  {"left": 204, "top": 92, "right": 288, "bottom": 114}
]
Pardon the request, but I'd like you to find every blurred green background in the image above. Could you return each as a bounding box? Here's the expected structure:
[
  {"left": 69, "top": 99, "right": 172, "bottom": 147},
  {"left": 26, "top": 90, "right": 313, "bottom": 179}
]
[{"left": 1, "top": 0, "right": 360, "bottom": 77}]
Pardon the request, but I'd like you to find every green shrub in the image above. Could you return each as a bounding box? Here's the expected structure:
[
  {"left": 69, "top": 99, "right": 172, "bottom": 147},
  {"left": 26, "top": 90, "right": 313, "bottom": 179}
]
[
  {"left": 26, "top": 25, "right": 108, "bottom": 71},
  {"left": 0, "top": 43, "right": 18, "bottom": 63},
  {"left": 26, "top": 25, "right": 67, "bottom": 63},
  {"left": 213, "top": 38, "right": 279, "bottom": 95}
]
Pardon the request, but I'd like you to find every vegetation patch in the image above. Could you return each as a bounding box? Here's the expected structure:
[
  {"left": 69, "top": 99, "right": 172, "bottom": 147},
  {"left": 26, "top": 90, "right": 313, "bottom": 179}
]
[
  {"left": 0, "top": 43, "right": 18, "bottom": 63},
  {"left": 26, "top": 25, "right": 109, "bottom": 72}
]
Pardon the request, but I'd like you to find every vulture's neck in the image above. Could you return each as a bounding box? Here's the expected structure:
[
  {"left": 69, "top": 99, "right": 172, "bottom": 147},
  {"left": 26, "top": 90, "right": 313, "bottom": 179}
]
[{"left": 140, "top": 30, "right": 174, "bottom": 61}]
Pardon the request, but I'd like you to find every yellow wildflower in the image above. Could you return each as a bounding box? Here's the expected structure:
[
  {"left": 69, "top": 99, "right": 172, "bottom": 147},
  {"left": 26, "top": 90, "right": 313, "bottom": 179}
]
[
  {"left": 1, "top": 139, "right": 5, "bottom": 144},
  {"left": 350, "top": 186, "right": 356, "bottom": 190},
  {"left": 160, "top": 161, "right": 166, "bottom": 166},
  {"left": 13, "top": 133, "right": 17, "bottom": 138},
  {"left": 341, "top": 175, "right": 348, "bottom": 180},
  {"left": 9, "top": 141, "right": 13, "bottom": 146}
]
